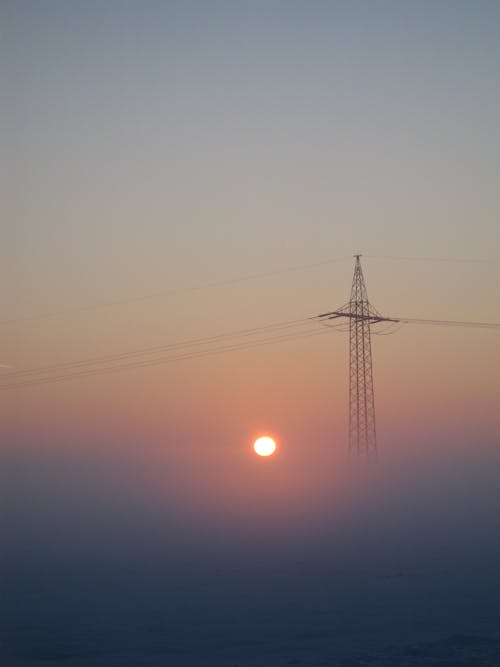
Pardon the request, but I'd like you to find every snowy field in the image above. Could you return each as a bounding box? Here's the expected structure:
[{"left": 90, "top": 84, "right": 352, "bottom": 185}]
[{"left": 4, "top": 557, "right": 500, "bottom": 666}]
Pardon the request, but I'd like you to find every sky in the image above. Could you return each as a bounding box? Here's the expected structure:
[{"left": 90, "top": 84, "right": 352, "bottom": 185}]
[{"left": 2, "top": 2, "right": 500, "bottom": 664}]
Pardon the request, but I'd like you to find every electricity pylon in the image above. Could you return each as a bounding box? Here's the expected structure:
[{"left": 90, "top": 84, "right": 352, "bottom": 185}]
[{"left": 317, "top": 255, "right": 398, "bottom": 457}]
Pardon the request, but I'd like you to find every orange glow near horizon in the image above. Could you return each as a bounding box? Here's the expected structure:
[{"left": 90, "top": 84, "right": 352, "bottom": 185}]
[{"left": 253, "top": 436, "right": 277, "bottom": 457}]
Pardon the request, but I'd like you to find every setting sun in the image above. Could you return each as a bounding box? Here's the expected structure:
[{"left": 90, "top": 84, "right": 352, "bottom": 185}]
[{"left": 253, "top": 436, "right": 277, "bottom": 457}]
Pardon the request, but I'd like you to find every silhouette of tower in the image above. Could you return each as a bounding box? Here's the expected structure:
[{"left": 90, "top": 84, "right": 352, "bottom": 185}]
[{"left": 317, "top": 255, "right": 397, "bottom": 457}]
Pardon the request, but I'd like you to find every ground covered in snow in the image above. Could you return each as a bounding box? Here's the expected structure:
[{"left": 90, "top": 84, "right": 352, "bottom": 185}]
[{"left": 299, "top": 634, "right": 500, "bottom": 666}]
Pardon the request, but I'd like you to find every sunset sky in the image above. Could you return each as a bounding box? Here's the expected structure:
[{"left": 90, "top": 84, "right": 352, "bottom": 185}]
[{"left": 2, "top": 3, "right": 500, "bottom": 663}]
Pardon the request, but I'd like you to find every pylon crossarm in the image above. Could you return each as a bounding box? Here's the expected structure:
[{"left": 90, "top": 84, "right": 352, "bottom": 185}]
[
  {"left": 316, "top": 311, "right": 399, "bottom": 325},
  {"left": 316, "top": 311, "right": 347, "bottom": 320}
]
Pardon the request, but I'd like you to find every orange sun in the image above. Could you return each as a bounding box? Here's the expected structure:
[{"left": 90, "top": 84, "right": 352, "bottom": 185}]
[{"left": 253, "top": 436, "right": 277, "bottom": 457}]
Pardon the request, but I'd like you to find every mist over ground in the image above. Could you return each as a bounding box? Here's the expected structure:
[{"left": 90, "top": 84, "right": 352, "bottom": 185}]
[{"left": 3, "top": 436, "right": 499, "bottom": 666}]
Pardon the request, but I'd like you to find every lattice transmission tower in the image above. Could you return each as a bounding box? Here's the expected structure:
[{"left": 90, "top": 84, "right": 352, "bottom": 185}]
[{"left": 317, "top": 255, "right": 397, "bottom": 457}]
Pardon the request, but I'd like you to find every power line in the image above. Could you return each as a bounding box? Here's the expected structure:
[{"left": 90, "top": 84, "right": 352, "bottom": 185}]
[
  {"left": 2, "top": 313, "right": 499, "bottom": 390},
  {"left": 3, "top": 318, "right": 311, "bottom": 380},
  {"left": 0, "top": 323, "right": 326, "bottom": 389},
  {"left": 0, "top": 257, "right": 348, "bottom": 326},
  {"left": 4, "top": 254, "right": 499, "bottom": 327},
  {"left": 398, "top": 317, "right": 500, "bottom": 329},
  {"left": 318, "top": 314, "right": 500, "bottom": 330},
  {"left": 365, "top": 255, "right": 500, "bottom": 264}
]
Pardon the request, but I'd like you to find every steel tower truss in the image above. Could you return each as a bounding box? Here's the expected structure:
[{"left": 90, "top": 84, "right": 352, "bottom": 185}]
[{"left": 317, "top": 256, "right": 398, "bottom": 457}]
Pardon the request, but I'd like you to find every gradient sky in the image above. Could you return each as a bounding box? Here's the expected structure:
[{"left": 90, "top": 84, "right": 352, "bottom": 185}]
[{"left": 2, "top": 1, "right": 500, "bottom": 569}]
